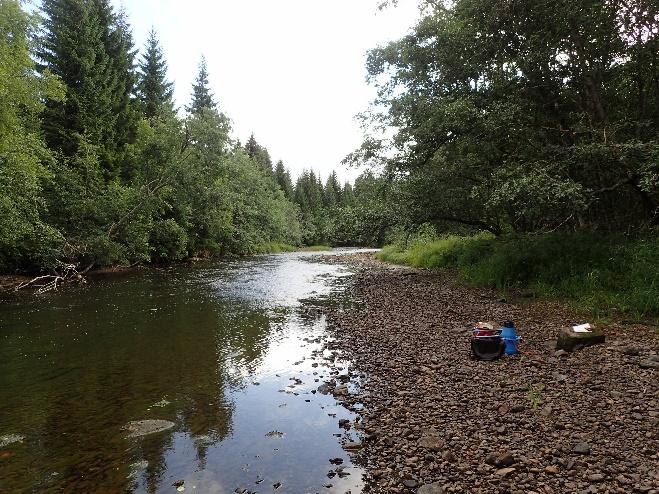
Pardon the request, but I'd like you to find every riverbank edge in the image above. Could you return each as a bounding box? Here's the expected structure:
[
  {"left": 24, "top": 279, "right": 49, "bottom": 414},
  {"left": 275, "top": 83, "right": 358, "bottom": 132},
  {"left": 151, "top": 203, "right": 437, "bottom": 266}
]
[
  {"left": 376, "top": 233, "right": 659, "bottom": 323},
  {"left": 0, "top": 245, "right": 341, "bottom": 293},
  {"left": 320, "top": 252, "right": 659, "bottom": 494}
]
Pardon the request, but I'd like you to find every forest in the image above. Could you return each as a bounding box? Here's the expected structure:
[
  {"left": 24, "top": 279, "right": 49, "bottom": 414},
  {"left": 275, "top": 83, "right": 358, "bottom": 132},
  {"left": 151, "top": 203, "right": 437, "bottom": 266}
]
[
  {"left": 363, "top": 0, "right": 659, "bottom": 317},
  {"left": 1, "top": 0, "right": 658, "bottom": 316},
  {"left": 0, "top": 0, "right": 394, "bottom": 274}
]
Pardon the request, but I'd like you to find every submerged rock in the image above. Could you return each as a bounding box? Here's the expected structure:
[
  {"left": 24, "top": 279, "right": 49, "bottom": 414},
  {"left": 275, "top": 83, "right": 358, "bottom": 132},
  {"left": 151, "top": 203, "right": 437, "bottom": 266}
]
[
  {"left": 127, "top": 460, "right": 149, "bottom": 478},
  {"left": 124, "top": 419, "right": 175, "bottom": 438},
  {"left": 0, "top": 434, "right": 24, "bottom": 448}
]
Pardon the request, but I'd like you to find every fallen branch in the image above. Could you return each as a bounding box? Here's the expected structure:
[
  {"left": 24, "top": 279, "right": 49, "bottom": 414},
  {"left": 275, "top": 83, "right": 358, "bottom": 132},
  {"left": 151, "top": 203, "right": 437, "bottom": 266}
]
[{"left": 14, "top": 263, "right": 86, "bottom": 293}]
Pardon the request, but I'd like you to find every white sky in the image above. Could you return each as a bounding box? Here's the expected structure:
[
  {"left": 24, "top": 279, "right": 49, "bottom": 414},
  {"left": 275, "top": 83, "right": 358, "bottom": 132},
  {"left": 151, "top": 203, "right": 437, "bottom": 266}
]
[{"left": 113, "top": 0, "right": 420, "bottom": 183}]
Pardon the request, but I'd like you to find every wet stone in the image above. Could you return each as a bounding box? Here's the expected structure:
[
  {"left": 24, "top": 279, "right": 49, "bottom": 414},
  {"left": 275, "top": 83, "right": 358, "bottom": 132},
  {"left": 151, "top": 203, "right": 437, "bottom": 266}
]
[{"left": 124, "top": 420, "right": 175, "bottom": 438}]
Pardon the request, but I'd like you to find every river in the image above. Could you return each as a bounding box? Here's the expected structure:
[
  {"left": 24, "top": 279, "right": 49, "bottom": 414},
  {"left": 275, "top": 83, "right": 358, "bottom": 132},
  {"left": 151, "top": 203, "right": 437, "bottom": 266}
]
[{"left": 0, "top": 250, "right": 371, "bottom": 493}]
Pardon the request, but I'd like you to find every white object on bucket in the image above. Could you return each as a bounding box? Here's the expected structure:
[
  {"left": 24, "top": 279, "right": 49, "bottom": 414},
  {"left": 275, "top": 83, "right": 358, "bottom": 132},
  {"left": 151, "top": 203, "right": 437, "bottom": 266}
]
[{"left": 572, "top": 323, "right": 592, "bottom": 333}]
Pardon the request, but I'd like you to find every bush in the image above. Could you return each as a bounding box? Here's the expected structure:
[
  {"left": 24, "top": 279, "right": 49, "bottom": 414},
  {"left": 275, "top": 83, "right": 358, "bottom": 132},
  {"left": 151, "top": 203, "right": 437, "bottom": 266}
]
[{"left": 378, "top": 232, "right": 659, "bottom": 319}]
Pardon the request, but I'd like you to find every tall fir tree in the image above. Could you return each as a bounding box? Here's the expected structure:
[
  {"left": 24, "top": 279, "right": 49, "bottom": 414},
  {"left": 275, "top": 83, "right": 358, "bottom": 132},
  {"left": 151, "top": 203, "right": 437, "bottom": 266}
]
[
  {"left": 324, "top": 171, "right": 341, "bottom": 207},
  {"left": 136, "top": 28, "right": 174, "bottom": 118},
  {"left": 108, "top": 6, "right": 138, "bottom": 150},
  {"left": 342, "top": 181, "right": 356, "bottom": 207},
  {"left": 39, "top": 0, "right": 137, "bottom": 176},
  {"left": 244, "top": 133, "right": 273, "bottom": 175},
  {"left": 274, "top": 160, "right": 294, "bottom": 199},
  {"left": 187, "top": 55, "right": 215, "bottom": 114}
]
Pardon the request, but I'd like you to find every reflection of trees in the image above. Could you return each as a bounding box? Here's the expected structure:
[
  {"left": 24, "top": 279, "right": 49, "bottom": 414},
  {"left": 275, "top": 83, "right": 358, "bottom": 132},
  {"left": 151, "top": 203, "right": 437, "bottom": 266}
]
[{"left": 0, "top": 268, "right": 276, "bottom": 493}]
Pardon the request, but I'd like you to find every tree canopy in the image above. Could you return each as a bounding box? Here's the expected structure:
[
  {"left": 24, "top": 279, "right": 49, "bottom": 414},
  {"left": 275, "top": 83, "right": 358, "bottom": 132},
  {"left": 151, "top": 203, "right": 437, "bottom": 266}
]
[{"left": 352, "top": 0, "right": 659, "bottom": 234}]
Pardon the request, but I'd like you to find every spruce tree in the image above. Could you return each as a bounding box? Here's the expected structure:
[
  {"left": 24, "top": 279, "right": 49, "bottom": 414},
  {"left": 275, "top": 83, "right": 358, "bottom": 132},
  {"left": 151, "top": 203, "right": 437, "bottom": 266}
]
[
  {"left": 274, "top": 160, "right": 294, "bottom": 199},
  {"left": 324, "top": 171, "right": 341, "bottom": 207},
  {"left": 107, "top": 6, "right": 138, "bottom": 149},
  {"left": 137, "top": 29, "right": 174, "bottom": 118},
  {"left": 342, "top": 182, "right": 356, "bottom": 207},
  {"left": 39, "top": 0, "right": 136, "bottom": 175},
  {"left": 244, "top": 133, "right": 273, "bottom": 175},
  {"left": 187, "top": 56, "right": 215, "bottom": 114}
]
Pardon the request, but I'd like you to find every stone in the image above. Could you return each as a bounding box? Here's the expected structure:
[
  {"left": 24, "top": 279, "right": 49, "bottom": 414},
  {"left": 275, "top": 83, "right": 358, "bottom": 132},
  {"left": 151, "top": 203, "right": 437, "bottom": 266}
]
[
  {"left": 620, "top": 346, "right": 640, "bottom": 356},
  {"left": 545, "top": 465, "right": 559, "bottom": 474},
  {"left": 334, "top": 384, "right": 349, "bottom": 396},
  {"left": 418, "top": 434, "right": 444, "bottom": 451},
  {"left": 403, "top": 479, "right": 418, "bottom": 488},
  {"left": 639, "top": 359, "right": 659, "bottom": 369},
  {"left": 495, "top": 452, "right": 516, "bottom": 467},
  {"left": 417, "top": 482, "right": 446, "bottom": 494},
  {"left": 572, "top": 442, "right": 591, "bottom": 455},
  {"left": 496, "top": 467, "right": 516, "bottom": 477},
  {"left": 556, "top": 326, "right": 605, "bottom": 352},
  {"left": 343, "top": 441, "right": 361, "bottom": 450},
  {"left": 441, "top": 450, "right": 455, "bottom": 462},
  {"left": 124, "top": 420, "right": 175, "bottom": 438}
]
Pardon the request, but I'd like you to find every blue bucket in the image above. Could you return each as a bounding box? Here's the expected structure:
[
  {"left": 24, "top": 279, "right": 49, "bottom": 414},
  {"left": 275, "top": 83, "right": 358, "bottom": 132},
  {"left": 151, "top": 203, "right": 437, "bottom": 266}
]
[{"left": 500, "top": 323, "right": 520, "bottom": 355}]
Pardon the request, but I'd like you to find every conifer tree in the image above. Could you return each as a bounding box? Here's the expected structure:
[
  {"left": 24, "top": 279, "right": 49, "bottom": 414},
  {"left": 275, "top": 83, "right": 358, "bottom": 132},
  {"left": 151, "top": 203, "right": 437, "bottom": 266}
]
[
  {"left": 342, "top": 181, "right": 356, "bottom": 207},
  {"left": 187, "top": 56, "right": 215, "bottom": 114},
  {"left": 274, "top": 160, "right": 294, "bottom": 199},
  {"left": 136, "top": 29, "right": 174, "bottom": 118},
  {"left": 39, "top": 0, "right": 137, "bottom": 174},
  {"left": 244, "top": 134, "right": 273, "bottom": 175},
  {"left": 324, "top": 171, "right": 341, "bottom": 207}
]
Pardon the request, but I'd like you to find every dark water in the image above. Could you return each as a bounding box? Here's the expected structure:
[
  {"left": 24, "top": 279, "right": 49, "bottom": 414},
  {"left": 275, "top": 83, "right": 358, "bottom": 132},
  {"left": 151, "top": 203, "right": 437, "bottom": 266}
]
[{"left": 0, "top": 251, "right": 369, "bottom": 493}]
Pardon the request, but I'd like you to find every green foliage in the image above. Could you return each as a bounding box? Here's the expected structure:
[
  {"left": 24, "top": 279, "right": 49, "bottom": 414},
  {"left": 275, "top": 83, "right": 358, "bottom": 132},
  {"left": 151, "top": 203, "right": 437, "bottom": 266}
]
[
  {"left": 0, "top": 0, "right": 65, "bottom": 271},
  {"left": 289, "top": 169, "right": 402, "bottom": 247},
  {"left": 0, "top": 1, "right": 306, "bottom": 273},
  {"left": 136, "top": 29, "right": 174, "bottom": 119},
  {"left": 527, "top": 383, "right": 545, "bottom": 412},
  {"left": 357, "top": 0, "right": 659, "bottom": 233},
  {"left": 39, "top": 0, "right": 138, "bottom": 177},
  {"left": 378, "top": 232, "right": 659, "bottom": 319},
  {"left": 245, "top": 134, "right": 273, "bottom": 175},
  {"left": 187, "top": 56, "right": 215, "bottom": 114}
]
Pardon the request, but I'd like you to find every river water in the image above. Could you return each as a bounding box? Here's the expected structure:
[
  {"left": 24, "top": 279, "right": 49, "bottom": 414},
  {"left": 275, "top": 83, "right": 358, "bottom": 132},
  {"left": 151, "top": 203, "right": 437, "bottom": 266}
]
[{"left": 0, "top": 250, "right": 370, "bottom": 493}]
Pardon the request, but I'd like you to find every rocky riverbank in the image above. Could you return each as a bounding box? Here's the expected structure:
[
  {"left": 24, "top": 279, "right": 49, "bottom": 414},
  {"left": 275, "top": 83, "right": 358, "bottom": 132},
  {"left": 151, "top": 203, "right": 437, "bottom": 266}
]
[{"left": 323, "top": 253, "right": 659, "bottom": 494}]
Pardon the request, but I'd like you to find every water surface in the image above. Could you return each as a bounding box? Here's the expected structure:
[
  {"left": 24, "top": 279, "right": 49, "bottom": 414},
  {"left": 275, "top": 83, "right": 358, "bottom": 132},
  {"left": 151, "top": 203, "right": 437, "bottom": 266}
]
[{"left": 0, "top": 251, "right": 368, "bottom": 493}]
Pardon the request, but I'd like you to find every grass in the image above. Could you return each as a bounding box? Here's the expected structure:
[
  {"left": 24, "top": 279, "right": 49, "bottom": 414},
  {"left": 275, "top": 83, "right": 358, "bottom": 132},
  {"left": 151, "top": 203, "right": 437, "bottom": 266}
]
[{"left": 377, "top": 232, "right": 659, "bottom": 321}]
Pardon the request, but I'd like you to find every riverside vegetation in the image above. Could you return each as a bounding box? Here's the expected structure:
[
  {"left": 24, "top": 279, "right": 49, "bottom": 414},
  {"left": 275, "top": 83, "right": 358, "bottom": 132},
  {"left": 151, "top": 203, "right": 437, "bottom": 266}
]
[
  {"left": 2, "top": 0, "right": 659, "bottom": 321},
  {"left": 0, "top": 0, "right": 393, "bottom": 275},
  {"left": 358, "top": 0, "right": 659, "bottom": 320}
]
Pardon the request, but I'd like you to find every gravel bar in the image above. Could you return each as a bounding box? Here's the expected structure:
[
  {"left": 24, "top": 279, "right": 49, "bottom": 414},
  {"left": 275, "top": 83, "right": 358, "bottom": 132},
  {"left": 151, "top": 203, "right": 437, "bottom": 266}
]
[{"left": 323, "top": 253, "right": 659, "bottom": 494}]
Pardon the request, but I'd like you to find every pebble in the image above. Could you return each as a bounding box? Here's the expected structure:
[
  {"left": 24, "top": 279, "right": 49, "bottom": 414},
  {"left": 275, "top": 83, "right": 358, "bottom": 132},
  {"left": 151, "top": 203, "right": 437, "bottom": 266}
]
[{"left": 319, "top": 254, "right": 659, "bottom": 494}]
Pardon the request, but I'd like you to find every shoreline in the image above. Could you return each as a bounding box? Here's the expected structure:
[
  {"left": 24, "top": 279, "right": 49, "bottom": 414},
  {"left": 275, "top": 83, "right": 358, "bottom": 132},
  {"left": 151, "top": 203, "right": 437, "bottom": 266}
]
[
  {"left": 0, "top": 247, "right": 349, "bottom": 294},
  {"left": 323, "top": 253, "right": 659, "bottom": 493}
]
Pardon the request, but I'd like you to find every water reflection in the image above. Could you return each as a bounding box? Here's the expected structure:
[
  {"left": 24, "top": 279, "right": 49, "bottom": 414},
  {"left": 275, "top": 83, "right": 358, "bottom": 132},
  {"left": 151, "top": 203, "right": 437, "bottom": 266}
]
[{"left": 0, "top": 251, "right": 367, "bottom": 493}]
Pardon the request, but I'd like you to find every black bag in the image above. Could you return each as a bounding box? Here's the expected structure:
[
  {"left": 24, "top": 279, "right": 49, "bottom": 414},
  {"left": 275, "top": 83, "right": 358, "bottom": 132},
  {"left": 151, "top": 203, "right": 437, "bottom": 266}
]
[{"left": 471, "top": 336, "right": 505, "bottom": 361}]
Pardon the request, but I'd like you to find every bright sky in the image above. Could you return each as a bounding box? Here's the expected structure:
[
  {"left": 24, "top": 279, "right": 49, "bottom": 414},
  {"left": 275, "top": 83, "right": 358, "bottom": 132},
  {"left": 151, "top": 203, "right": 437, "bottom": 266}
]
[{"left": 113, "top": 0, "right": 420, "bottom": 183}]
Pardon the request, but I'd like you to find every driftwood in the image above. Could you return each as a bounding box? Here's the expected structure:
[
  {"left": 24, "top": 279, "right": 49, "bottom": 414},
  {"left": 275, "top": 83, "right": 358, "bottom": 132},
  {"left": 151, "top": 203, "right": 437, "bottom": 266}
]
[{"left": 15, "top": 262, "right": 91, "bottom": 294}]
